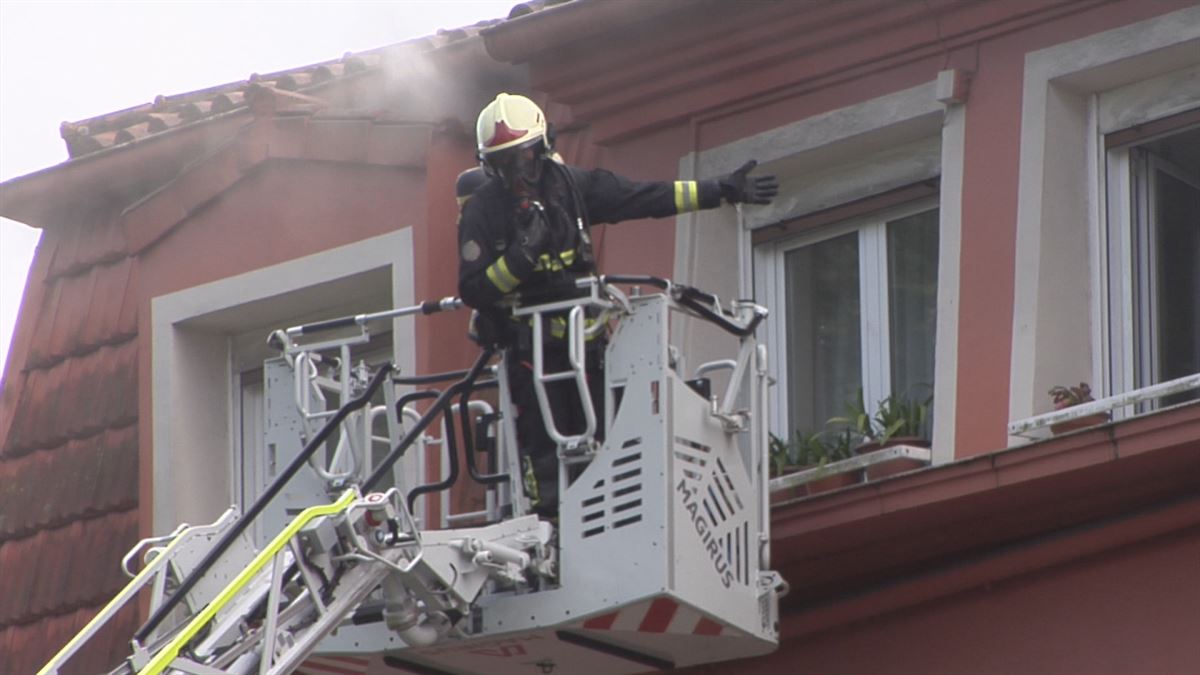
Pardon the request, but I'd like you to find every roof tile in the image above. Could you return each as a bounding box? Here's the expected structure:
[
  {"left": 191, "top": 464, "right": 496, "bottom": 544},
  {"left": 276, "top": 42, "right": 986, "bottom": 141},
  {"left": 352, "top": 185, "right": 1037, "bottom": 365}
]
[
  {"left": 4, "top": 606, "right": 126, "bottom": 675},
  {"left": 5, "top": 509, "right": 138, "bottom": 627},
  {"left": 46, "top": 270, "right": 97, "bottom": 361},
  {"left": 2, "top": 621, "right": 43, "bottom": 673},
  {"left": 73, "top": 602, "right": 138, "bottom": 674},
  {"left": 1, "top": 450, "right": 53, "bottom": 538},
  {"left": 46, "top": 206, "right": 126, "bottom": 280},
  {"left": 0, "top": 459, "right": 15, "bottom": 534},
  {"left": 0, "top": 536, "right": 37, "bottom": 623},
  {"left": 7, "top": 366, "right": 61, "bottom": 453},
  {"left": 1, "top": 437, "right": 118, "bottom": 539},
  {"left": 116, "top": 260, "right": 139, "bottom": 338},
  {"left": 25, "top": 523, "right": 78, "bottom": 618},
  {"left": 93, "top": 424, "right": 139, "bottom": 517},
  {"left": 45, "top": 224, "right": 82, "bottom": 280},
  {"left": 25, "top": 278, "right": 62, "bottom": 369},
  {"left": 60, "top": 51, "right": 386, "bottom": 159},
  {"left": 78, "top": 258, "right": 137, "bottom": 351},
  {"left": 6, "top": 341, "right": 138, "bottom": 454}
]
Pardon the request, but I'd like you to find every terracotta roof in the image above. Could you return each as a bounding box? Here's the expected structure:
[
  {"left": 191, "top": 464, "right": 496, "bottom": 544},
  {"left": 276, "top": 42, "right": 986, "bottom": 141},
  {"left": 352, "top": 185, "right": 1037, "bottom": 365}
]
[
  {"left": 53, "top": 0, "right": 576, "bottom": 160},
  {"left": 0, "top": 195, "right": 140, "bottom": 672}
]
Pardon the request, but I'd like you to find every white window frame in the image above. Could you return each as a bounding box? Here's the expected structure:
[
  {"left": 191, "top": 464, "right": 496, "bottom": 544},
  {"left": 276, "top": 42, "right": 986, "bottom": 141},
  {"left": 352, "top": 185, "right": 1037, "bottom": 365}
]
[
  {"left": 757, "top": 198, "right": 939, "bottom": 437},
  {"left": 1106, "top": 141, "right": 1200, "bottom": 402}
]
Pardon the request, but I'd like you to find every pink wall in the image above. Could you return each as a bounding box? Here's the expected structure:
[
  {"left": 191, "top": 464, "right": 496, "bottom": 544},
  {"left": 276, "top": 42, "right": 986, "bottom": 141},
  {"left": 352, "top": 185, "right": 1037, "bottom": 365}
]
[
  {"left": 684, "top": 525, "right": 1200, "bottom": 674},
  {"left": 135, "top": 161, "right": 424, "bottom": 299},
  {"left": 790, "top": 526, "right": 1199, "bottom": 674}
]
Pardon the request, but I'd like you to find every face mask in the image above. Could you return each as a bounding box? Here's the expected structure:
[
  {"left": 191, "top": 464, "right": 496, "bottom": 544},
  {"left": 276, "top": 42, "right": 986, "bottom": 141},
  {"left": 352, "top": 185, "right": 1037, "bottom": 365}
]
[{"left": 488, "top": 144, "right": 544, "bottom": 193}]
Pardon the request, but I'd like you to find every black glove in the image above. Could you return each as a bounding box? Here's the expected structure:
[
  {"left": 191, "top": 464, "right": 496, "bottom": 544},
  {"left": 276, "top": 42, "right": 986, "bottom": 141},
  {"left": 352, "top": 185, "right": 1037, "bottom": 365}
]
[
  {"left": 513, "top": 199, "right": 551, "bottom": 262},
  {"left": 718, "top": 160, "right": 779, "bottom": 205}
]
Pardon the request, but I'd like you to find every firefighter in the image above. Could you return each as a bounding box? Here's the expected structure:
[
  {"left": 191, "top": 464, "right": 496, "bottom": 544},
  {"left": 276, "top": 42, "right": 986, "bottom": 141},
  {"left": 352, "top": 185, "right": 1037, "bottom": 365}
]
[{"left": 458, "top": 93, "right": 777, "bottom": 518}]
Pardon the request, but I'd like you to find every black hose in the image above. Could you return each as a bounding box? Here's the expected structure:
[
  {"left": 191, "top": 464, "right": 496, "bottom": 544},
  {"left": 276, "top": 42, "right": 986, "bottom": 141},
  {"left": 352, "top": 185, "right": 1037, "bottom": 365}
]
[
  {"left": 598, "top": 274, "right": 670, "bottom": 290},
  {"left": 456, "top": 381, "right": 510, "bottom": 487},
  {"left": 393, "top": 369, "right": 471, "bottom": 386},
  {"left": 362, "top": 348, "right": 496, "bottom": 506},
  {"left": 134, "top": 365, "right": 394, "bottom": 643},
  {"left": 674, "top": 286, "right": 765, "bottom": 337}
]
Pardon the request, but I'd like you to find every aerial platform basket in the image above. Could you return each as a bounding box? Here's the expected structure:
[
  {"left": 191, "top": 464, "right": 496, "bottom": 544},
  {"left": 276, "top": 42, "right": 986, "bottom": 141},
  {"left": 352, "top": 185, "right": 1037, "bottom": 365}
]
[{"left": 388, "top": 287, "right": 781, "bottom": 674}]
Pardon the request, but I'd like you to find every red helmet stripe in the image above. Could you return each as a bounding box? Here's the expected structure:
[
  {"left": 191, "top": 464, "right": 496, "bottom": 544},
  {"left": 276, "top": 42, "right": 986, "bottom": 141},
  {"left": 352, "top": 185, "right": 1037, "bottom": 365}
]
[{"left": 486, "top": 120, "right": 527, "bottom": 148}]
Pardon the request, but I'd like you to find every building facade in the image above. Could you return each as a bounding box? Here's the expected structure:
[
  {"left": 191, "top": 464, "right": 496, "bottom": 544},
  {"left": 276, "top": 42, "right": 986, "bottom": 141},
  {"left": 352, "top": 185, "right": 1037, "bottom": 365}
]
[{"left": 1, "top": 1, "right": 1197, "bottom": 672}]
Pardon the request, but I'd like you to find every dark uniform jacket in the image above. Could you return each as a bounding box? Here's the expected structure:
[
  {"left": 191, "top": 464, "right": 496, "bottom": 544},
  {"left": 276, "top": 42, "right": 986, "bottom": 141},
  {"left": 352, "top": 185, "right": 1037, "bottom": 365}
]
[{"left": 458, "top": 163, "right": 722, "bottom": 339}]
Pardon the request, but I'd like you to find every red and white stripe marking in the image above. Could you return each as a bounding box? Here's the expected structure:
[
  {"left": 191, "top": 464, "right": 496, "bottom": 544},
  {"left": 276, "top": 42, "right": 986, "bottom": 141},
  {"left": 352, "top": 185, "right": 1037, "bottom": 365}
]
[
  {"left": 581, "top": 598, "right": 726, "bottom": 636},
  {"left": 297, "top": 655, "right": 371, "bottom": 675}
]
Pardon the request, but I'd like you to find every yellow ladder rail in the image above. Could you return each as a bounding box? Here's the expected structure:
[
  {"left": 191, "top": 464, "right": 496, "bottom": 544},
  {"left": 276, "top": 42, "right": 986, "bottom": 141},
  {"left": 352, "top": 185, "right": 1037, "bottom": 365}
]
[
  {"left": 37, "top": 511, "right": 237, "bottom": 675},
  {"left": 138, "top": 489, "right": 359, "bottom": 675}
]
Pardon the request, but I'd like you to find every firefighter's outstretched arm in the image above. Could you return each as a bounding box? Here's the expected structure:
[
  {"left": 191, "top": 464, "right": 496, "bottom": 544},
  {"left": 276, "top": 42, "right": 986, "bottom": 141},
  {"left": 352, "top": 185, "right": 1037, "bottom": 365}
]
[{"left": 576, "top": 160, "right": 778, "bottom": 225}]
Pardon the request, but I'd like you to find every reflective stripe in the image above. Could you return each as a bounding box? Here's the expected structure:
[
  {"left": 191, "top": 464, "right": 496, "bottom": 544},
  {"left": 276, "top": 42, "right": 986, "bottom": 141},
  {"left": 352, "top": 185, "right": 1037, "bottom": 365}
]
[
  {"left": 486, "top": 256, "right": 521, "bottom": 293},
  {"left": 547, "top": 316, "right": 602, "bottom": 340},
  {"left": 674, "top": 181, "right": 698, "bottom": 212},
  {"left": 533, "top": 248, "right": 577, "bottom": 272}
]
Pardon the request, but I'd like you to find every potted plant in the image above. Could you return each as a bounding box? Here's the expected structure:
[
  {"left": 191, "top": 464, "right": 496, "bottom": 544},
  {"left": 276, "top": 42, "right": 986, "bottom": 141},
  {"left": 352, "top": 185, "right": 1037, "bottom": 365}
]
[
  {"left": 804, "top": 428, "right": 862, "bottom": 494},
  {"left": 1047, "top": 382, "right": 1110, "bottom": 434},
  {"left": 768, "top": 428, "right": 861, "bottom": 501},
  {"left": 829, "top": 387, "right": 932, "bottom": 480}
]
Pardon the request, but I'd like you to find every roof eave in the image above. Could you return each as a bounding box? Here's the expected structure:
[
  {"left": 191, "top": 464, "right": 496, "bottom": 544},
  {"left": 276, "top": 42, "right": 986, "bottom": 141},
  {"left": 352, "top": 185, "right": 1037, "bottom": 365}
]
[
  {"left": 481, "top": 0, "right": 699, "bottom": 64},
  {"left": 0, "top": 111, "right": 251, "bottom": 229}
]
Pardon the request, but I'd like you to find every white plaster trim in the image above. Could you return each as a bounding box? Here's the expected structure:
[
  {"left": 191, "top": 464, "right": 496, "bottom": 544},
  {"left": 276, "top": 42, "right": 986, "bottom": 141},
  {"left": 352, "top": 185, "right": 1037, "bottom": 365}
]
[
  {"left": 931, "top": 104, "right": 966, "bottom": 464},
  {"left": 743, "top": 136, "right": 942, "bottom": 232},
  {"left": 694, "top": 81, "right": 941, "bottom": 178},
  {"left": 1098, "top": 63, "right": 1200, "bottom": 134},
  {"left": 1009, "top": 7, "right": 1200, "bottom": 442},
  {"left": 151, "top": 229, "right": 414, "bottom": 533}
]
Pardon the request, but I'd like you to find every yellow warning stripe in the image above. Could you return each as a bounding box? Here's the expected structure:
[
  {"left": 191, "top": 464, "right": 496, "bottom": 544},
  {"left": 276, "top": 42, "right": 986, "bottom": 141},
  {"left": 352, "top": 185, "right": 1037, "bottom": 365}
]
[
  {"left": 138, "top": 490, "right": 359, "bottom": 675},
  {"left": 674, "top": 181, "right": 698, "bottom": 212},
  {"left": 487, "top": 256, "right": 521, "bottom": 293},
  {"left": 533, "top": 248, "right": 577, "bottom": 273}
]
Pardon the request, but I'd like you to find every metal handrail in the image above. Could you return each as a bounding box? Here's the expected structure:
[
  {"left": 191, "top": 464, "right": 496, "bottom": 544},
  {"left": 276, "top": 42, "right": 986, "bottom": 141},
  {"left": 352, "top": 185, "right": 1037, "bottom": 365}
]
[{"left": 1008, "top": 373, "right": 1200, "bottom": 436}]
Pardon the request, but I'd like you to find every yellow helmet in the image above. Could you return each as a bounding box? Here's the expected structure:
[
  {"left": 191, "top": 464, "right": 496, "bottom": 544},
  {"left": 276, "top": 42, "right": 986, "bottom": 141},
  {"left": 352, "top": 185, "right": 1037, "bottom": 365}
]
[{"left": 476, "top": 93, "right": 548, "bottom": 157}]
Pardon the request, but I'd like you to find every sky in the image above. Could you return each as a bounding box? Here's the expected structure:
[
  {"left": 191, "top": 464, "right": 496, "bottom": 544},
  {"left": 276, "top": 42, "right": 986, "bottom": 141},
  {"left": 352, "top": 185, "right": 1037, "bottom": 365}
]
[{"left": 0, "top": 0, "right": 517, "bottom": 377}]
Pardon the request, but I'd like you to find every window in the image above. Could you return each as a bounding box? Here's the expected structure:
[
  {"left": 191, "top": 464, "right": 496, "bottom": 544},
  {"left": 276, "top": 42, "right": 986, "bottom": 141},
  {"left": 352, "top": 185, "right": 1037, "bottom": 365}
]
[
  {"left": 1007, "top": 10, "right": 1197, "bottom": 432},
  {"left": 1106, "top": 123, "right": 1200, "bottom": 408},
  {"left": 764, "top": 200, "right": 939, "bottom": 436}
]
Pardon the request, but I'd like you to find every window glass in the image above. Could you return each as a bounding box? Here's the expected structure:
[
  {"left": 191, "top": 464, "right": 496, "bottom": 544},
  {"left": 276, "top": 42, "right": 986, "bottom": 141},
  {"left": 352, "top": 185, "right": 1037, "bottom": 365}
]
[
  {"left": 784, "top": 232, "right": 861, "bottom": 434},
  {"left": 1120, "top": 127, "right": 1200, "bottom": 407},
  {"left": 1144, "top": 147, "right": 1200, "bottom": 405},
  {"left": 1154, "top": 170, "right": 1200, "bottom": 395},
  {"left": 887, "top": 209, "right": 939, "bottom": 409},
  {"left": 777, "top": 204, "right": 939, "bottom": 438}
]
